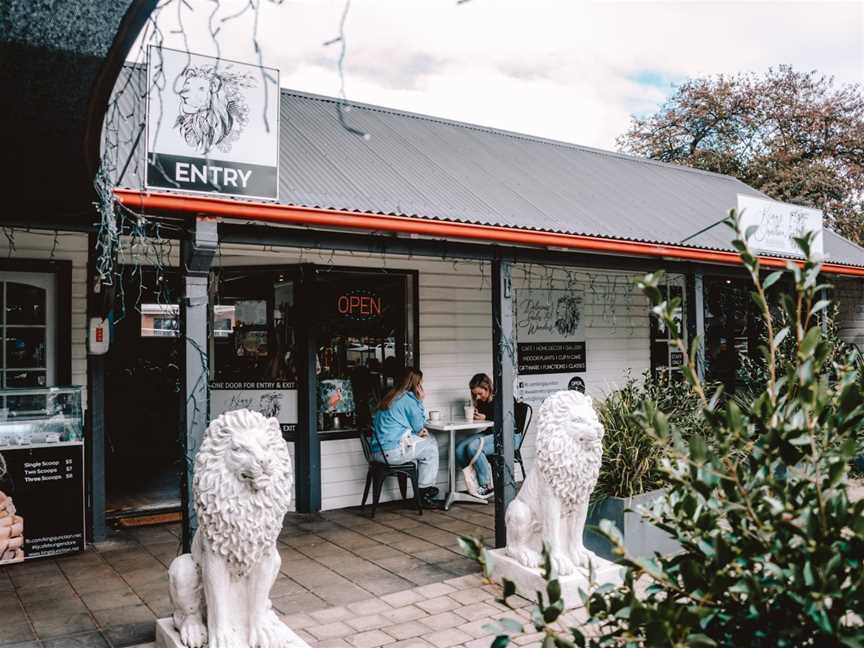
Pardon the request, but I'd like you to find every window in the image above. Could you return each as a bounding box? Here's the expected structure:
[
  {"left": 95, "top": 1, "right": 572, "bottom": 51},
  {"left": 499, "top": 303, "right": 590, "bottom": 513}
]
[
  {"left": 703, "top": 276, "right": 760, "bottom": 393},
  {"left": 650, "top": 283, "right": 685, "bottom": 376},
  {"left": 209, "top": 265, "right": 418, "bottom": 437},
  {"left": 314, "top": 270, "right": 416, "bottom": 433},
  {"left": 0, "top": 274, "right": 56, "bottom": 389},
  {"left": 140, "top": 304, "right": 180, "bottom": 337}
]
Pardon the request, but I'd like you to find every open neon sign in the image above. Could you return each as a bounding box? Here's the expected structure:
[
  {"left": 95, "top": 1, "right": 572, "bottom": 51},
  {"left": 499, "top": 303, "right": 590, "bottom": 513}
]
[{"left": 337, "top": 290, "right": 383, "bottom": 320}]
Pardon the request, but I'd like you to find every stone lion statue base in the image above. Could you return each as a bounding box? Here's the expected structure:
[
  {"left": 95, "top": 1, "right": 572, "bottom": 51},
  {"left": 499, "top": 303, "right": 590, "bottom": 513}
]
[
  {"left": 488, "top": 391, "right": 623, "bottom": 606},
  {"left": 155, "top": 409, "right": 309, "bottom": 648}
]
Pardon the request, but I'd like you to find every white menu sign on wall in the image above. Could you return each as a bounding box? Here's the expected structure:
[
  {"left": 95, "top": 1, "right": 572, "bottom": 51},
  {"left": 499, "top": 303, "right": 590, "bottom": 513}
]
[{"left": 737, "top": 194, "right": 824, "bottom": 258}]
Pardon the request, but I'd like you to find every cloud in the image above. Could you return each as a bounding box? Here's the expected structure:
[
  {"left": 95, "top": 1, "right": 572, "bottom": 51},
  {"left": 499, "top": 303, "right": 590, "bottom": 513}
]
[{"left": 130, "top": 0, "right": 864, "bottom": 150}]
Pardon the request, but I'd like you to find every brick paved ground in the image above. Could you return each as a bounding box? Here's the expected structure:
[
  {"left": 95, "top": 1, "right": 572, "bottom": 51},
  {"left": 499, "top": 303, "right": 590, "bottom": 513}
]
[{"left": 0, "top": 501, "right": 495, "bottom": 648}]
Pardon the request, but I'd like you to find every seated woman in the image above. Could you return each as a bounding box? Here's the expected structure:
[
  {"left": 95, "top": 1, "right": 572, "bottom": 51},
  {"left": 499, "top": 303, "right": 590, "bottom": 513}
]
[
  {"left": 372, "top": 367, "right": 440, "bottom": 505},
  {"left": 455, "top": 373, "right": 523, "bottom": 498}
]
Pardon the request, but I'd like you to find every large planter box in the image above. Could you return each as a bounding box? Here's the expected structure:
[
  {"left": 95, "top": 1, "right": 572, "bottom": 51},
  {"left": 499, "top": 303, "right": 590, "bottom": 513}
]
[{"left": 584, "top": 489, "right": 680, "bottom": 561}]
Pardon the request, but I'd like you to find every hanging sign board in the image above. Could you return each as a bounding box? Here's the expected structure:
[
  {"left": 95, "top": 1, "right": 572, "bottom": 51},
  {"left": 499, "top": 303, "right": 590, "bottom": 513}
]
[
  {"left": 737, "top": 194, "right": 824, "bottom": 258},
  {"left": 146, "top": 47, "right": 280, "bottom": 200},
  {"left": 0, "top": 443, "right": 86, "bottom": 565},
  {"left": 515, "top": 288, "right": 588, "bottom": 409},
  {"left": 209, "top": 382, "right": 298, "bottom": 435}
]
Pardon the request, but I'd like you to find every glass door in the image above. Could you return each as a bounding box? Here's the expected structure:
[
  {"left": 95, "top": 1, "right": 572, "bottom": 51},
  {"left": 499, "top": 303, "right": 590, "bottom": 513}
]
[{"left": 209, "top": 267, "right": 302, "bottom": 436}]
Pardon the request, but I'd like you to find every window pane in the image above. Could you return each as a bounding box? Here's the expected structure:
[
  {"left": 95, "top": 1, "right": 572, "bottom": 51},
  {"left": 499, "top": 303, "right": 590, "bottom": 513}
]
[
  {"left": 5, "top": 328, "right": 46, "bottom": 368},
  {"left": 140, "top": 304, "right": 180, "bottom": 337},
  {"left": 213, "top": 305, "right": 235, "bottom": 338},
  {"left": 5, "top": 370, "right": 46, "bottom": 388},
  {"left": 6, "top": 283, "right": 46, "bottom": 325}
]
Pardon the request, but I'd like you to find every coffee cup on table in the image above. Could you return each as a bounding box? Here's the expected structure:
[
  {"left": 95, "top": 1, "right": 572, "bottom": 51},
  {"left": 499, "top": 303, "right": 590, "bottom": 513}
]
[
  {"left": 463, "top": 405, "right": 475, "bottom": 421},
  {"left": 428, "top": 410, "right": 441, "bottom": 423}
]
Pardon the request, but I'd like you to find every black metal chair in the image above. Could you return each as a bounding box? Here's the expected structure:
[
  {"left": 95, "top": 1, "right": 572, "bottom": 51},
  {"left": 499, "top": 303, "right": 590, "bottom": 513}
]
[
  {"left": 513, "top": 400, "right": 533, "bottom": 481},
  {"left": 359, "top": 426, "right": 423, "bottom": 518}
]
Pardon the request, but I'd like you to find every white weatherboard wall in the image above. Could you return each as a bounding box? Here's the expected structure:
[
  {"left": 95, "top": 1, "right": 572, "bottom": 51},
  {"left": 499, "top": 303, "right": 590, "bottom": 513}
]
[
  {"left": 217, "top": 243, "right": 661, "bottom": 511},
  {"left": 510, "top": 266, "right": 674, "bottom": 473},
  {"left": 0, "top": 231, "right": 89, "bottom": 392},
  {"left": 834, "top": 277, "right": 864, "bottom": 347}
]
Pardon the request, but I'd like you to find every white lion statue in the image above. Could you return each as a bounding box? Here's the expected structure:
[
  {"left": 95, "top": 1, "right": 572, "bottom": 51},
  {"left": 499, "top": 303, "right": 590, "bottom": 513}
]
[
  {"left": 505, "top": 390, "right": 604, "bottom": 576},
  {"left": 168, "top": 409, "right": 295, "bottom": 648}
]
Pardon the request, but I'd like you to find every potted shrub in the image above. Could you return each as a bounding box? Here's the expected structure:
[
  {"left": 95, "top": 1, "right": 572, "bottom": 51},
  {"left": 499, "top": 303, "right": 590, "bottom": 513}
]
[{"left": 585, "top": 372, "right": 702, "bottom": 559}]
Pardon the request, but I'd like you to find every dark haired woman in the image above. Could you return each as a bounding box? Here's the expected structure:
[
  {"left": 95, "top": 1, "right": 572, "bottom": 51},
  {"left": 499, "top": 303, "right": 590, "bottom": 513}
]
[
  {"left": 372, "top": 367, "right": 440, "bottom": 505},
  {"left": 455, "top": 373, "right": 522, "bottom": 498}
]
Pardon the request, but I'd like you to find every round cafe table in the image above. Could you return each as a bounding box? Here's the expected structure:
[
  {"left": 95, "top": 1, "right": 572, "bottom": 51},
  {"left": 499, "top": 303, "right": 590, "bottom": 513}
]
[{"left": 424, "top": 419, "right": 494, "bottom": 510}]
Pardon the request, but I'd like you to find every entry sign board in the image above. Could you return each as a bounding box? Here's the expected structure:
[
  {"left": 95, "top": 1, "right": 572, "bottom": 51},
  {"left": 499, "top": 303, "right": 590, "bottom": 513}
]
[
  {"left": 146, "top": 47, "right": 280, "bottom": 200},
  {"left": 0, "top": 443, "right": 85, "bottom": 565},
  {"left": 737, "top": 194, "right": 824, "bottom": 258}
]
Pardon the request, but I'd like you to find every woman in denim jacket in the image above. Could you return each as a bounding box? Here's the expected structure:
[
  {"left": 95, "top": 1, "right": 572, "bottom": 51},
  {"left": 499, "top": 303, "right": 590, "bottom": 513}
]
[{"left": 372, "top": 367, "right": 440, "bottom": 505}]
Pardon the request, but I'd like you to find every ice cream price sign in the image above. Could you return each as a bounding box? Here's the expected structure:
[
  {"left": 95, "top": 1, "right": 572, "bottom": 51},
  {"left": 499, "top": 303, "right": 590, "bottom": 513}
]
[{"left": 0, "top": 442, "right": 85, "bottom": 564}]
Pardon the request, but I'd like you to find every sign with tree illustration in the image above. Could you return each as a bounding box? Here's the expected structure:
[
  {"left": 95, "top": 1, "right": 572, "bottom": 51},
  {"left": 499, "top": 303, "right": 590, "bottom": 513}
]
[{"left": 146, "top": 47, "right": 280, "bottom": 200}]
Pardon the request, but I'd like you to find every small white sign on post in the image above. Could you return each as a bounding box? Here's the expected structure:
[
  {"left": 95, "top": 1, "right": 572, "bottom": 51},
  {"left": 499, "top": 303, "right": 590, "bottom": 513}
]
[
  {"left": 737, "top": 194, "right": 824, "bottom": 258},
  {"left": 146, "top": 46, "right": 280, "bottom": 200}
]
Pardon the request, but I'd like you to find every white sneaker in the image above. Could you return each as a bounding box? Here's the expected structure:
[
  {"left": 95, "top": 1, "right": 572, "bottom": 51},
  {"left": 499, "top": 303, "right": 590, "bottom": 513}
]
[{"left": 462, "top": 465, "right": 484, "bottom": 498}]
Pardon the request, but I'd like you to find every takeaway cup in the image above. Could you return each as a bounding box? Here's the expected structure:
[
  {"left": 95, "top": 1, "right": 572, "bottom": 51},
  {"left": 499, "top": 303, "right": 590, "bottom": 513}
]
[
  {"left": 428, "top": 410, "right": 441, "bottom": 422},
  {"left": 463, "top": 405, "right": 475, "bottom": 421}
]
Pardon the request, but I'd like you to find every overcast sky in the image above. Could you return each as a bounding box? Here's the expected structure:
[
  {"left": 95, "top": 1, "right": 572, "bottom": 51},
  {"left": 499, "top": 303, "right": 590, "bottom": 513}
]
[{"left": 134, "top": 0, "right": 864, "bottom": 151}]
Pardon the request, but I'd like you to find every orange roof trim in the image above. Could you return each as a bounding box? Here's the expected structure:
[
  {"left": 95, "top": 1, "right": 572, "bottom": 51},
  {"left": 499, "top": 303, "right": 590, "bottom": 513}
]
[{"left": 114, "top": 189, "right": 864, "bottom": 277}]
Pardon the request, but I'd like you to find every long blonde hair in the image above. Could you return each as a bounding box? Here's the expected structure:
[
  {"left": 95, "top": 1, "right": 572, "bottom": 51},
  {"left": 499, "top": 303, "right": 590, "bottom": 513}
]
[{"left": 378, "top": 367, "right": 423, "bottom": 411}]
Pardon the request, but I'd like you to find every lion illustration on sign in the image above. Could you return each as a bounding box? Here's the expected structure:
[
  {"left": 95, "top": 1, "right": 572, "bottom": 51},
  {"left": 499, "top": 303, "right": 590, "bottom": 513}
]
[
  {"left": 258, "top": 392, "right": 282, "bottom": 419},
  {"left": 174, "top": 64, "right": 256, "bottom": 155},
  {"left": 554, "top": 294, "right": 583, "bottom": 338},
  {"left": 167, "top": 409, "right": 295, "bottom": 648}
]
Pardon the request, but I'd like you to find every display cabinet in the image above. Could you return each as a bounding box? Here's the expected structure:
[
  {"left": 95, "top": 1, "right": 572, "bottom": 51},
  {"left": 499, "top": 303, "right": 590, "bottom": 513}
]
[
  {"left": 0, "top": 385, "right": 85, "bottom": 564},
  {"left": 0, "top": 386, "right": 83, "bottom": 447}
]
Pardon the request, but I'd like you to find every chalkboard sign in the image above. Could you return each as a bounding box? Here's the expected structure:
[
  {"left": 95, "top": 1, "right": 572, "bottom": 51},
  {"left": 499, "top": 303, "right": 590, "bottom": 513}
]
[
  {"left": 515, "top": 288, "right": 588, "bottom": 410},
  {"left": 517, "top": 341, "right": 587, "bottom": 375},
  {"left": 0, "top": 443, "right": 85, "bottom": 565}
]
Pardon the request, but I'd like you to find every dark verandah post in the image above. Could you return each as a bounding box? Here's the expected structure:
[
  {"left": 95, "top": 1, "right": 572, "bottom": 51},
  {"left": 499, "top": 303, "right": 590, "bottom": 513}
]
[
  {"left": 180, "top": 217, "right": 217, "bottom": 552},
  {"left": 295, "top": 264, "right": 321, "bottom": 513},
  {"left": 86, "top": 233, "right": 106, "bottom": 542},
  {"left": 492, "top": 253, "right": 516, "bottom": 548}
]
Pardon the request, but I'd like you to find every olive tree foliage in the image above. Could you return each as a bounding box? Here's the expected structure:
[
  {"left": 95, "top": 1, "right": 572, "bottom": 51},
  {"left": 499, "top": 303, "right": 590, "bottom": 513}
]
[
  {"left": 464, "top": 211, "right": 864, "bottom": 647},
  {"left": 617, "top": 67, "right": 864, "bottom": 244}
]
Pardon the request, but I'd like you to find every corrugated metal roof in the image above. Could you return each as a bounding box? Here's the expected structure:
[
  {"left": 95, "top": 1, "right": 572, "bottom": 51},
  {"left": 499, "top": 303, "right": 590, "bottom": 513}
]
[{"left": 114, "top": 74, "right": 864, "bottom": 268}]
